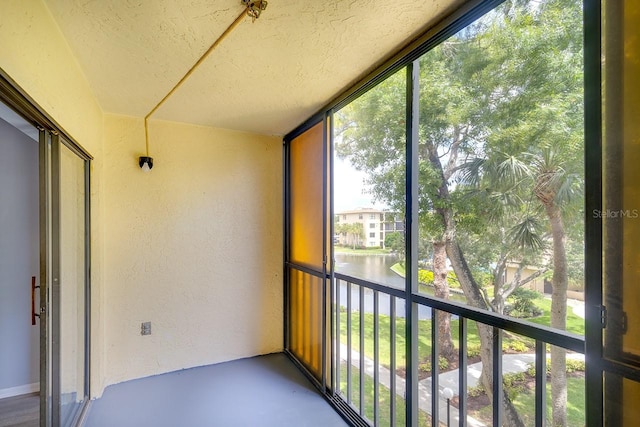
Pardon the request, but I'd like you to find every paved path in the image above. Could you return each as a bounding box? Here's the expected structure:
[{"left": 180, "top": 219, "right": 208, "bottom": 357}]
[
  {"left": 566, "top": 298, "right": 585, "bottom": 319},
  {"left": 339, "top": 344, "right": 585, "bottom": 426},
  {"left": 427, "top": 353, "right": 585, "bottom": 392},
  {"left": 339, "top": 344, "right": 485, "bottom": 427}
]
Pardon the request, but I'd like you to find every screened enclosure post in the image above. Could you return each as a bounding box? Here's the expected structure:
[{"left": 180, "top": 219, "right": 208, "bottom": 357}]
[
  {"left": 321, "top": 274, "right": 327, "bottom": 392},
  {"left": 390, "top": 297, "right": 397, "bottom": 426},
  {"left": 359, "top": 285, "right": 365, "bottom": 414},
  {"left": 431, "top": 309, "right": 440, "bottom": 426},
  {"left": 321, "top": 114, "right": 327, "bottom": 393},
  {"left": 373, "top": 291, "right": 380, "bottom": 426},
  {"left": 329, "top": 111, "right": 336, "bottom": 395},
  {"left": 336, "top": 278, "right": 341, "bottom": 395},
  {"left": 405, "top": 59, "right": 421, "bottom": 427},
  {"left": 347, "top": 281, "right": 352, "bottom": 404},
  {"left": 283, "top": 141, "right": 290, "bottom": 351},
  {"left": 492, "top": 327, "right": 502, "bottom": 427},
  {"left": 535, "top": 340, "right": 547, "bottom": 427},
  {"left": 302, "top": 275, "right": 309, "bottom": 363},
  {"left": 459, "top": 318, "right": 467, "bottom": 427},
  {"left": 583, "top": 0, "right": 604, "bottom": 426}
]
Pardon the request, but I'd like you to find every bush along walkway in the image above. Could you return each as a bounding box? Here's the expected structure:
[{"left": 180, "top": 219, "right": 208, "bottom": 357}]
[
  {"left": 425, "top": 352, "right": 586, "bottom": 392},
  {"left": 340, "top": 343, "right": 585, "bottom": 426}
]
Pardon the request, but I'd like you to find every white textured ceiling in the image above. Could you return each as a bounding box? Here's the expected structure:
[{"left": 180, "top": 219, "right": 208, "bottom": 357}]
[{"left": 44, "top": 0, "right": 460, "bottom": 136}]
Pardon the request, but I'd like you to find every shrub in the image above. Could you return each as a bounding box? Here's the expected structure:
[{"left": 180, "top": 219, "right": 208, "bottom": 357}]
[
  {"left": 504, "top": 340, "right": 529, "bottom": 353},
  {"left": 503, "top": 371, "right": 528, "bottom": 399},
  {"left": 418, "top": 356, "right": 449, "bottom": 372},
  {"left": 506, "top": 288, "right": 543, "bottom": 318},
  {"left": 530, "top": 358, "right": 585, "bottom": 375},
  {"left": 467, "top": 345, "right": 481, "bottom": 358},
  {"left": 418, "top": 270, "right": 434, "bottom": 284},
  {"left": 566, "top": 358, "right": 586, "bottom": 373},
  {"left": 526, "top": 363, "right": 536, "bottom": 377},
  {"left": 468, "top": 384, "right": 485, "bottom": 397}
]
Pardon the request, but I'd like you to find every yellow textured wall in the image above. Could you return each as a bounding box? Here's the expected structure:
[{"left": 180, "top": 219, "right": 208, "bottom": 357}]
[
  {"left": 102, "top": 115, "right": 283, "bottom": 386},
  {"left": 0, "top": 0, "right": 106, "bottom": 397},
  {"left": 1, "top": 0, "right": 285, "bottom": 398}
]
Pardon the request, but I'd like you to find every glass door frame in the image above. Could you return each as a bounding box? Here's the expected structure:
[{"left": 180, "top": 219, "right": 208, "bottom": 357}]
[
  {"left": 0, "top": 69, "right": 92, "bottom": 427},
  {"left": 50, "top": 133, "right": 92, "bottom": 427}
]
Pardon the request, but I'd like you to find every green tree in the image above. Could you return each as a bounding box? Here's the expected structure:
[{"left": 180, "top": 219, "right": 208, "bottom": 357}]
[
  {"left": 335, "top": 222, "right": 365, "bottom": 249},
  {"left": 384, "top": 231, "right": 404, "bottom": 253},
  {"left": 335, "top": 1, "right": 583, "bottom": 425}
]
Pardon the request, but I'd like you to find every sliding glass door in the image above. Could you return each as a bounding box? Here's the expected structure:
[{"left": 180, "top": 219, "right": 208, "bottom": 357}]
[
  {"left": 1, "top": 71, "right": 91, "bottom": 427},
  {"left": 39, "top": 132, "right": 90, "bottom": 427},
  {"left": 55, "top": 135, "right": 90, "bottom": 426}
]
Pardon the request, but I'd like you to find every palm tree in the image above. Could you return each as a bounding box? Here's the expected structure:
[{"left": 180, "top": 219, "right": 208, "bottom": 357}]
[
  {"left": 530, "top": 148, "right": 582, "bottom": 427},
  {"left": 460, "top": 146, "right": 582, "bottom": 426}
]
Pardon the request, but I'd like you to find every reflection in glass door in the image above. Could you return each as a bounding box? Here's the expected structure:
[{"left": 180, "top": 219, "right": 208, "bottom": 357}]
[{"left": 49, "top": 134, "right": 90, "bottom": 427}]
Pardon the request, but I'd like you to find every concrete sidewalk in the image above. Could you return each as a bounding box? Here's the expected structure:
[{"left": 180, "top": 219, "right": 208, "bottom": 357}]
[
  {"left": 339, "top": 344, "right": 485, "bottom": 426},
  {"left": 426, "top": 352, "right": 585, "bottom": 393}
]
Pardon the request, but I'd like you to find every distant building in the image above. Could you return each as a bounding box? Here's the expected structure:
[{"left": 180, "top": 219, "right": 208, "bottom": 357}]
[
  {"left": 505, "top": 263, "right": 545, "bottom": 293},
  {"left": 335, "top": 207, "right": 404, "bottom": 248}
]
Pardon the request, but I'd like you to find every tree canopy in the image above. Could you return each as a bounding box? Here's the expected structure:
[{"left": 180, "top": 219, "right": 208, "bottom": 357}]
[{"left": 334, "top": 1, "right": 583, "bottom": 425}]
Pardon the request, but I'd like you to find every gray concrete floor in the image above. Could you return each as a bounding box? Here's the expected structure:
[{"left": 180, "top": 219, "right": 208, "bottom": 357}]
[{"left": 83, "top": 353, "right": 349, "bottom": 427}]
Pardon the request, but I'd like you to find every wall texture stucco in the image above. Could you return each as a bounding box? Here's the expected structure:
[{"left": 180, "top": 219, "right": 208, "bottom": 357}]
[
  {"left": 0, "top": 0, "right": 106, "bottom": 397},
  {"left": 1, "top": 0, "right": 284, "bottom": 397},
  {"left": 102, "top": 115, "right": 283, "bottom": 386}
]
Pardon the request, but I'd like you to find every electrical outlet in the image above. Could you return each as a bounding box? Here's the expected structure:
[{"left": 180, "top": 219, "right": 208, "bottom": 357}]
[{"left": 141, "top": 322, "right": 151, "bottom": 335}]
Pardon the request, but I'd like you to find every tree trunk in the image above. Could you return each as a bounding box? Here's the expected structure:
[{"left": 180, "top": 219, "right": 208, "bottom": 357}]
[
  {"left": 433, "top": 241, "right": 456, "bottom": 359},
  {"left": 428, "top": 143, "right": 524, "bottom": 426},
  {"left": 546, "top": 202, "right": 568, "bottom": 427},
  {"left": 447, "top": 241, "right": 525, "bottom": 427}
]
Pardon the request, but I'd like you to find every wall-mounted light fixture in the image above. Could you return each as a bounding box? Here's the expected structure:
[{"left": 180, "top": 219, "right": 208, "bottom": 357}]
[{"left": 139, "top": 156, "right": 153, "bottom": 171}]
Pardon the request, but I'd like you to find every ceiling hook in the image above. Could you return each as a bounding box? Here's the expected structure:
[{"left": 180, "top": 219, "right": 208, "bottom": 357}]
[{"left": 242, "top": 0, "right": 268, "bottom": 22}]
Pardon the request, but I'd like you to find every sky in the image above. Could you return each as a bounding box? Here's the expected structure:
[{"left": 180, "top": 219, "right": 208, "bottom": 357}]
[{"left": 333, "top": 156, "right": 387, "bottom": 213}]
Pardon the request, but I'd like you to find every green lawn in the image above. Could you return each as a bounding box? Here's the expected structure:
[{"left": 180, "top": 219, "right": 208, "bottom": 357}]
[
  {"left": 340, "top": 308, "right": 585, "bottom": 426},
  {"left": 338, "top": 306, "right": 583, "bottom": 371},
  {"left": 335, "top": 246, "right": 392, "bottom": 255},
  {"left": 477, "top": 376, "right": 586, "bottom": 426},
  {"left": 339, "top": 363, "right": 430, "bottom": 427},
  {"left": 337, "top": 290, "right": 586, "bottom": 424},
  {"left": 529, "top": 298, "right": 585, "bottom": 336},
  {"left": 338, "top": 361, "right": 585, "bottom": 426}
]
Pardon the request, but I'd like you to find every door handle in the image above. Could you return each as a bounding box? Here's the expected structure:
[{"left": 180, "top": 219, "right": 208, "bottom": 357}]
[{"left": 31, "top": 276, "right": 40, "bottom": 325}]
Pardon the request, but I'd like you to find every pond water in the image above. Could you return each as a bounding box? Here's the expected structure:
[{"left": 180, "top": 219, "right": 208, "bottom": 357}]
[{"left": 334, "top": 252, "right": 465, "bottom": 320}]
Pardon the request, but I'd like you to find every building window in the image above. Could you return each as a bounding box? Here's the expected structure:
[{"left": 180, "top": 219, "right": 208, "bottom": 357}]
[
  {"left": 370, "top": 214, "right": 375, "bottom": 219},
  {"left": 343, "top": 215, "right": 346, "bottom": 220},
  {"left": 358, "top": 214, "right": 363, "bottom": 219},
  {"left": 369, "top": 223, "right": 375, "bottom": 228},
  {"left": 369, "top": 232, "right": 375, "bottom": 238}
]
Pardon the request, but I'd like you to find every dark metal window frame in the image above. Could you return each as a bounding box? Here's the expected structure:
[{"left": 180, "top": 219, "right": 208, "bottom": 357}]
[{"left": 284, "top": 0, "right": 604, "bottom": 426}]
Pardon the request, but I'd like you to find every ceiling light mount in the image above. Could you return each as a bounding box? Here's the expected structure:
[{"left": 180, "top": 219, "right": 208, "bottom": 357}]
[
  {"left": 139, "top": 156, "right": 153, "bottom": 171},
  {"left": 242, "top": 0, "right": 268, "bottom": 21}
]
